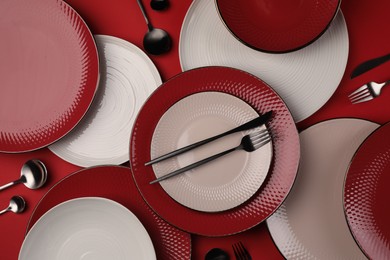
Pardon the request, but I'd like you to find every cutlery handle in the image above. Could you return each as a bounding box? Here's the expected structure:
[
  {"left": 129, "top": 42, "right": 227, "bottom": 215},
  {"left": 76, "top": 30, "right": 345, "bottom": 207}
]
[
  {"left": 145, "top": 111, "right": 272, "bottom": 166},
  {"left": 0, "top": 181, "right": 17, "bottom": 192},
  {"left": 150, "top": 146, "right": 238, "bottom": 184},
  {"left": 351, "top": 53, "right": 390, "bottom": 78},
  {"left": 0, "top": 207, "right": 9, "bottom": 215}
]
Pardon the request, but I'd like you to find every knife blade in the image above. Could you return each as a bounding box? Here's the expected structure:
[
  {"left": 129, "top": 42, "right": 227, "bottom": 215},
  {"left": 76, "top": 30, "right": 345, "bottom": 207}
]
[{"left": 351, "top": 52, "right": 390, "bottom": 78}]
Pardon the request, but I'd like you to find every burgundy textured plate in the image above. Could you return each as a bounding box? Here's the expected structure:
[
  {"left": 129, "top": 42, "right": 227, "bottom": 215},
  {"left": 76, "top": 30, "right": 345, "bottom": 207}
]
[
  {"left": 344, "top": 122, "right": 390, "bottom": 259},
  {"left": 26, "top": 166, "right": 191, "bottom": 260},
  {"left": 215, "top": 0, "right": 341, "bottom": 53},
  {"left": 0, "top": 0, "right": 99, "bottom": 152},
  {"left": 130, "top": 66, "right": 300, "bottom": 236}
]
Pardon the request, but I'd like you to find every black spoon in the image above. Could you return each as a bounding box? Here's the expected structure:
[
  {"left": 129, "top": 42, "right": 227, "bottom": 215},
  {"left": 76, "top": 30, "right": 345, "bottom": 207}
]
[
  {"left": 205, "top": 248, "right": 230, "bottom": 260},
  {"left": 136, "top": 0, "right": 172, "bottom": 55},
  {"left": 150, "top": 0, "right": 169, "bottom": 11}
]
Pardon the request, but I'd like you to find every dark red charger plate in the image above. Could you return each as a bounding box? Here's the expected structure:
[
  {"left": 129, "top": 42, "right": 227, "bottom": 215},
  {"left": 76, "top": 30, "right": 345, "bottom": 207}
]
[
  {"left": 0, "top": 0, "right": 99, "bottom": 152},
  {"left": 344, "top": 122, "right": 390, "bottom": 259},
  {"left": 26, "top": 166, "right": 191, "bottom": 260},
  {"left": 130, "top": 66, "right": 300, "bottom": 236},
  {"left": 215, "top": 0, "right": 341, "bottom": 53}
]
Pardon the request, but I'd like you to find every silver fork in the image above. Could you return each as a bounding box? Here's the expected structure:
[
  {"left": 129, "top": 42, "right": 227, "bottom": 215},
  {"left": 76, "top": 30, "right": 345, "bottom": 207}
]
[
  {"left": 149, "top": 129, "right": 272, "bottom": 184},
  {"left": 232, "top": 241, "right": 252, "bottom": 260},
  {"left": 349, "top": 81, "right": 390, "bottom": 104}
]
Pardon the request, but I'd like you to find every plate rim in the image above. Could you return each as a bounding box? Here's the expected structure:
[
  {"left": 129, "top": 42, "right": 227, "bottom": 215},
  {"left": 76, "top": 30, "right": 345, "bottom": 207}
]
[
  {"left": 214, "top": 0, "right": 342, "bottom": 53},
  {"left": 0, "top": 0, "right": 100, "bottom": 153}
]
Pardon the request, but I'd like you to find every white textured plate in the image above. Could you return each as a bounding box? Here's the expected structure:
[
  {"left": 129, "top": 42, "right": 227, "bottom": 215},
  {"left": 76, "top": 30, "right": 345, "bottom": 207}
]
[
  {"left": 19, "top": 197, "right": 156, "bottom": 260},
  {"left": 179, "top": 0, "right": 348, "bottom": 122},
  {"left": 49, "top": 35, "right": 161, "bottom": 167},
  {"left": 151, "top": 92, "right": 272, "bottom": 212},
  {"left": 267, "top": 119, "right": 377, "bottom": 259}
]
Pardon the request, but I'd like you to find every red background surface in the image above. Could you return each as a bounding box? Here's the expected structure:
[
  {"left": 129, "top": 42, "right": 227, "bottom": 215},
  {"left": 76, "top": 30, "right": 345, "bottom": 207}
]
[{"left": 1, "top": 0, "right": 390, "bottom": 259}]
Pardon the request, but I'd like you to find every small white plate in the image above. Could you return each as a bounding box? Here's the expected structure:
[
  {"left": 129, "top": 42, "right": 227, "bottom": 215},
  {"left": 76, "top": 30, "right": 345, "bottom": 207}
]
[
  {"left": 179, "top": 0, "right": 348, "bottom": 122},
  {"left": 151, "top": 92, "right": 272, "bottom": 212},
  {"left": 267, "top": 119, "right": 377, "bottom": 259},
  {"left": 49, "top": 35, "right": 161, "bottom": 167},
  {"left": 19, "top": 197, "right": 156, "bottom": 260}
]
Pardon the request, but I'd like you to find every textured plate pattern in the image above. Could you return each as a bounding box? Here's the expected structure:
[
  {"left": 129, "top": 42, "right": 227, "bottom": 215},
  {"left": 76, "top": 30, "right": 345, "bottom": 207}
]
[
  {"left": 130, "top": 67, "right": 299, "bottom": 236},
  {"left": 49, "top": 35, "right": 161, "bottom": 166},
  {"left": 216, "top": 0, "right": 340, "bottom": 52},
  {"left": 151, "top": 92, "right": 272, "bottom": 212},
  {"left": 344, "top": 122, "right": 390, "bottom": 259},
  {"left": 267, "top": 119, "right": 377, "bottom": 259},
  {"left": 26, "top": 166, "right": 191, "bottom": 260},
  {"left": 21, "top": 198, "right": 156, "bottom": 260},
  {"left": 0, "top": 0, "right": 99, "bottom": 152},
  {"left": 179, "top": 0, "right": 348, "bottom": 122}
]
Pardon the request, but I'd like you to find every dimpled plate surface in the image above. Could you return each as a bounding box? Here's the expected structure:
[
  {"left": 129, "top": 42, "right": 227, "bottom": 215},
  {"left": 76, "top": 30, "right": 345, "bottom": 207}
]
[
  {"left": 215, "top": 0, "right": 340, "bottom": 53},
  {"left": 151, "top": 92, "right": 272, "bottom": 212},
  {"left": 0, "top": 0, "right": 99, "bottom": 152},
  {"left": 179, "top": 0, "right": 348, "bottom": 122},
  {"left": 130, "top": 66, "right": 299, "bottom": 236},
  {"left": 26, "top": 166, "right": 191, "bottom": 260},
  {"left": 344, "top": 122, "right": 390, "bottom": 259},
  {"left": 267, "top": 118, "right": 377, "bottom": 259}
]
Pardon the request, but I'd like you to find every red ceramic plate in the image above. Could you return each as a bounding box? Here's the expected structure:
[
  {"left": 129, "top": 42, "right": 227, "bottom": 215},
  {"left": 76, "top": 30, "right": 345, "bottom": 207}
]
[
  {"left": 0, "top": 0, "right": 99, "bottom": 152},
  {"left": 26, "top": 166, "right": 191, "bottom": 260},
  {"left": 344, "top": 122, "right": 390, "bottom": 259},
  {"left": 215, "top": 0, "right": 341, "bottom": 53},
  {"left": 130, "top": 66, "right": 300, "bottom": 236}
]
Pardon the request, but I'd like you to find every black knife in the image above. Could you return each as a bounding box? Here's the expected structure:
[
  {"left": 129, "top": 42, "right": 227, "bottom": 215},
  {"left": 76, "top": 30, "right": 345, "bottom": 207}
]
[
  {"left": 351, "top": 52, "right": 390, "bottom": 78},
  {"left": 145, "top": 110, "right": 273, "bottom": 166}
]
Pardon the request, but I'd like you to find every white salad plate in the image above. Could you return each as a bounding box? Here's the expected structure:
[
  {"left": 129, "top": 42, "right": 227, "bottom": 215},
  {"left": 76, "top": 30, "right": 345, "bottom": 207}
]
[
  {"left": 19, "top": 197, "right": 156, "bottom": 260},
  {"left": 151, "top": 92, "right": 272, "bottom": 212},
  {"left": 179, "top": 0, "right": 348, "bottom": 122},
  {"left": 49, "top": 35, "right": 161, "bottom": 167}
]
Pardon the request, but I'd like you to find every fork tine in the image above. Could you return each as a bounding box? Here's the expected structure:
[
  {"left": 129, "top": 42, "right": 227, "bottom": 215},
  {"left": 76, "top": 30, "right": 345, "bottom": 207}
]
[
  {"left": 350, "top": 91, "right": 372, "bottom": 104},
  {"left": 352, "top": 94, "right": 374, "bottom": 104},
  {"left": 239, "top": 242, "right": 249, "bottom": 258},
  {"left": 253, "top": 136, "right": 272, "bottom": 149},
  {"left": 232, "top": 242, "right": 252, "bottom": 260},
  {"left": 348, "top": 84, "right": 368, "bottom": 98},
  {"left": 349, "top": 87, "right": 370, "bottom": 101}
]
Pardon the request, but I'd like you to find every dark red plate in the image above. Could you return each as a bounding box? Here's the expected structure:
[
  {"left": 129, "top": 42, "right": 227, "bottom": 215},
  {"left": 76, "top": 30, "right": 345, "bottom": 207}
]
[
  {"left": 26, "top": 166, "right": 191, "bottom": 260},
  {"left": 215, "top": 0, "right": 341, "bottom": 53},
  {"left": 0, "top": 0, "right": 99, "bottom": 152},
  {"left": 344, "top": 122, "right": 390, "bottom": 259},
  {"left": 130, "top": 66, "right": 300, "bottom": 236}
]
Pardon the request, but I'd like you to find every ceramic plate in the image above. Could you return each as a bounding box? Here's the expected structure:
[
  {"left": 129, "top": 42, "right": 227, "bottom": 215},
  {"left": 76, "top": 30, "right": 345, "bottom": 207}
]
[
  {"left": 25, "top": 166, "right": 191, "bottom": 259},
  {"left": 130, "top": 66, "right": 299, "bottom": 236},
  {"left": 215, "top": 0, "right": 340, "bottom": 53},
  {"left": 49, "top": 35, "right": 161, "bottom": 167},
  {"left": 344, "top": 122, "right": 390, "bottom": 259},
  {"left": 0, "top": 0, "right": 99, "bottom": 152},
  {"left": 267, "top": 118, "right": 377, "bottom": 259},
  {"left": 151, "top": 92, "right": 272, "bottom": 212},
  {"left": 20, "top": 198, "right": 156, "bottom": 260},
  {"left": 179, "top": 0, "right": 348, "bottom": 122}
]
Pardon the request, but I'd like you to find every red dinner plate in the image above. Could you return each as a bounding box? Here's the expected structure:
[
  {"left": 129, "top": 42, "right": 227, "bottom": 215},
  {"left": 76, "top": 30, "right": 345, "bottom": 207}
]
[
  {"left": 0, "top": 0, "right": 99, "bottom": 152},
  {"left": 344, "top": 122, "right": 390, "bottom": 259},
  {"left": 215, "top": 0, "right": 341, "bottom": 53},
  {"left": 130, "top": 66, "right": 300, "bottom": 236},
  {"left": 26, "top": 166, "right": 191, "bottom": 260}
]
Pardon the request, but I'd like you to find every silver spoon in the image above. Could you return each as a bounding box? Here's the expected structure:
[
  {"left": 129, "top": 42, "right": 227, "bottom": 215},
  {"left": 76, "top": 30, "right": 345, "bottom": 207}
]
[
  {"left": 136, "top": 0, "right": 172, "bottom": 55},
  {"left": 0, "top": 159, "right": 47, "bottom": 191},
  {"left": 0, "top": 196, "right": 26, "bottom": 215}
]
